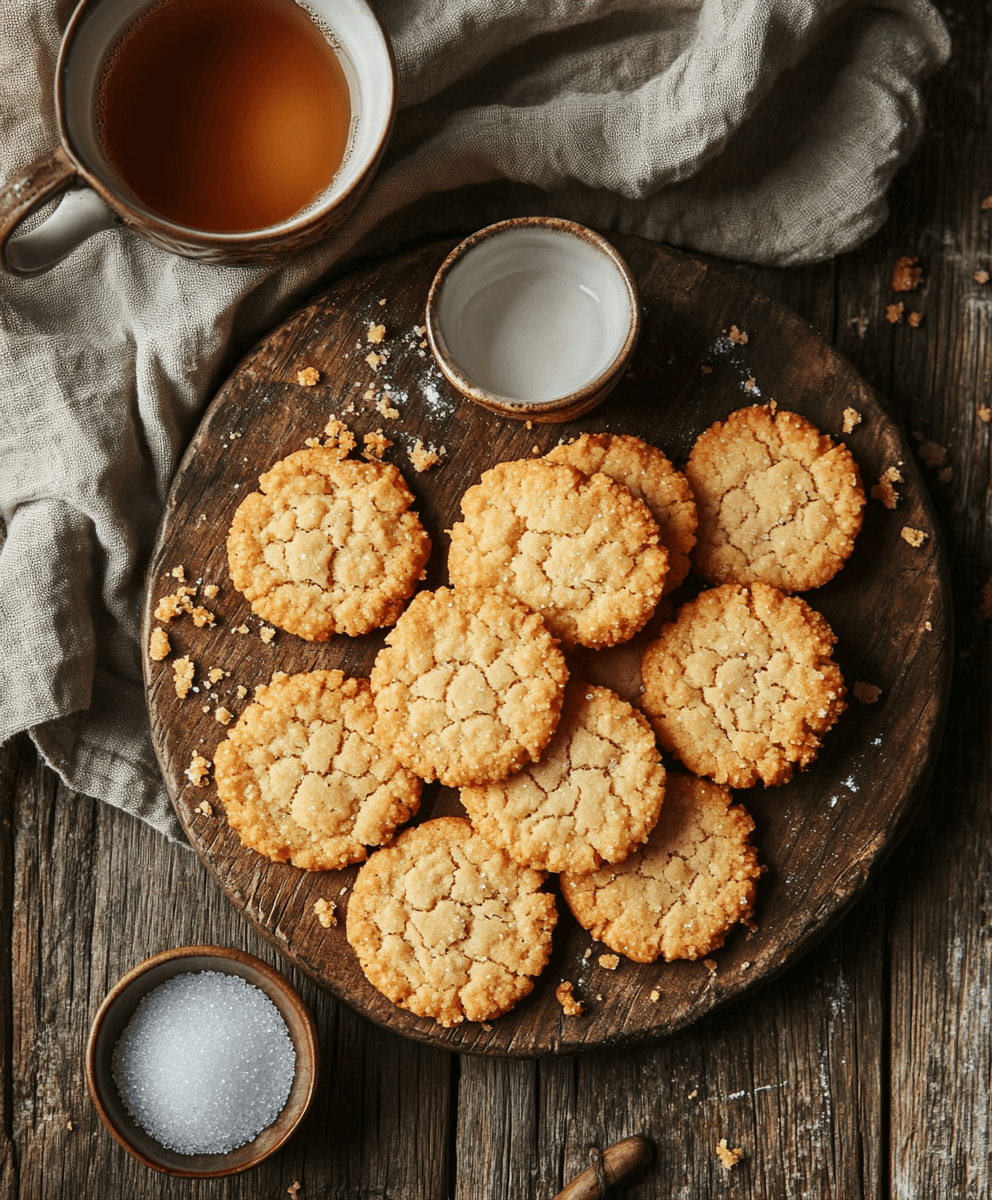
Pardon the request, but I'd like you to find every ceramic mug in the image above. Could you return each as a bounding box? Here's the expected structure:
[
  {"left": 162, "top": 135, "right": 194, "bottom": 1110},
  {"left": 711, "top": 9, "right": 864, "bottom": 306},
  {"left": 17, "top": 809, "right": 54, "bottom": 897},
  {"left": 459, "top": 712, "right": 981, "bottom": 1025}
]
[{"left": 0, "top": 0, "right": 396, "bottom": 277}]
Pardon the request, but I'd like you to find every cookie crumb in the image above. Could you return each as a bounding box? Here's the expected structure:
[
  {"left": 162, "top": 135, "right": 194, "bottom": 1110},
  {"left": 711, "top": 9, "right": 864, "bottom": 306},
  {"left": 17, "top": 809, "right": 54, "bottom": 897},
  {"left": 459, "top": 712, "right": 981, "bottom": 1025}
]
[
  {"left": 481, "top": 1023, "right": 493, "bottom": 1032},
  {"left": 235, "top": 624, "right": 249, "bottom": 635},
  {"left": 191, "top": 606, "right": 216, "bottom": 628},
  {"left": 901, "top": 527, "right": 927, "bottom": 548},
  {"left": 853, "top": 681, "right": 882, "bottom": 704},
  {"left": 842, "top": 407, "right": 862, "bottom": 435},
  {"left": 703, "top": 959, "right": 717, "bottom": 975},
  {"left": 583, "top": 948, "right": 592, "bottom": 960},
  {"left": 915, "top": 438, "right": 947, "bottom": 470},
  {"left": 287, "top": 1183, "right": 302, "bottom": 1199},
  {"left": 555, "top": 981, "right": 585, "bottom": 1016},
  {"left": 367, "top": 322, "right": 386, "bottom": 344},
  {"left": 525, "top": 420, "right": 533, "bottom": 430},
  {"left": 886, "top": 302, "right": 904, "bottom": 324},
  {"left": 744, "top": 377, "right": 756, "bottom": 391},
  {"left": 260, "top": 626, "right": 276, "bottom": 644},
  {"left": 408, "top": 440, "right": 445, "bottom": 472},
  {"left": 313, "top": 898, "right": 337, "bottom": 928},
  {"left": 978, "top": 405, "right": 991, "bottom": 424},
  {"left": 728, "top": 325, "right": 748, "bottom": 345},
  {"left": 297, "top": 367, "right": 320, "bottom": 387},
  {"left": 203, "top": 583, "right": 219, "bottom": 599},
  {"left": 701, "top": 364, "right": 712, "bottom": 374},
  {"left": 649, "top": 989, "right": 660, "bottom": 1002},
  {"left": 688, "top": 1089, "right": 697, "bottom": 1099},
  {"left": 236, "top": 685, "right": 248, "bottom": 699},
  {"left": 66, "top": 1120, "right": 73, "bottom": 1131},
  {"left": 598, "top": 953, "right": 620, "bottom": 971},
  {"left": 740, "top": 961, "right": 751, "bottom": 971},
  {"left": 925, "top": 620, "right": 933, "bottom": 631},
  {"left": 207, "top": 667, "right": 224, "bottom": 683},
  {"left": 171, "top": 565, "right": 186, "bottom": 581},
  {"left": 847, "top": 314, "right": 869, "bottom": 338},
  {"left": 214, "top": 706, "right": 233, "bottom": 725},
  {"left": 892, "top": 256, "right": 923, "bottom": 292},
  {"left": 975, "top": 270, "right": 990, "bottom": 284},
  {"left": 870, "top": 466, "right": 903, "bottom": 510},
  {"left": 173, "top": 656, "right": 195, "bottom": 699},
  {"left": 376, "top": 394, "right": 400, "bottom": 419},
  {"left": 154, "top": 586, "right": 195, "bottom": 622},
  {"left": 362, "top": 429, "right": 392, "bottom": 460},
  {"left": 365, "top": 351, "right": 385, "bottom": 371},
  {"left": 195, "top": 799, "right": 213, "bottom": 816},
  {"left": 149, "top": 627, "right": 171, "bottom": 661},
  {"left": 908, "top": 312, "right": 923, "bottom": 328},
  {"left": 716, "top": 1139, "right": 745, "bottom": 1171},
  {"left": 185, "top": 752, "right": 210, "bottom": 787}
]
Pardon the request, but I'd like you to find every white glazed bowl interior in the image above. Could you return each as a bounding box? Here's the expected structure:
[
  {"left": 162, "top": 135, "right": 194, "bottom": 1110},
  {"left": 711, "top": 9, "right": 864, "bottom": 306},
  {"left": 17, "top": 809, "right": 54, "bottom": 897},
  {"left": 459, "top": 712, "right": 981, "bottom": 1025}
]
[
  {"left": 435, "top": 225, "right": 635, "bottom": 404},
  {"left": 62, "top": 0, "right": 392, "bottom": 234}
]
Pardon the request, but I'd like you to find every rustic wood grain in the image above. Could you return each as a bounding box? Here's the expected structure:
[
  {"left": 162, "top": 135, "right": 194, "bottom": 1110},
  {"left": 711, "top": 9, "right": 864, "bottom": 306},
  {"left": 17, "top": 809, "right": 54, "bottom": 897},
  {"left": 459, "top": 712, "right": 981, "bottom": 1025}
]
[{"left": 142, "top": 236, "right": 951, "bottom": 1058}]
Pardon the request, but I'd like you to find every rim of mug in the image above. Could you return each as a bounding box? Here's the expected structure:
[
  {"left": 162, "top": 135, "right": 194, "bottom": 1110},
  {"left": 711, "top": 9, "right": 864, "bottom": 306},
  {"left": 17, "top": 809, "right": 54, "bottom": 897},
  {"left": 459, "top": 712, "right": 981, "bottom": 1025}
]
[{"left": 54, "top": 0, "right": 398, "bottom": 245}]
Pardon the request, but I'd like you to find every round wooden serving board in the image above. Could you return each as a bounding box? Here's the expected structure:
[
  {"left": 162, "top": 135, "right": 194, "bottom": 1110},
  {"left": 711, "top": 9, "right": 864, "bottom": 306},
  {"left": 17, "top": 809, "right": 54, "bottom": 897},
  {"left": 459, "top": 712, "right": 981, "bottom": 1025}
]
[{"left": 144, "top": 236, "right": 951, "bottom": 1057}]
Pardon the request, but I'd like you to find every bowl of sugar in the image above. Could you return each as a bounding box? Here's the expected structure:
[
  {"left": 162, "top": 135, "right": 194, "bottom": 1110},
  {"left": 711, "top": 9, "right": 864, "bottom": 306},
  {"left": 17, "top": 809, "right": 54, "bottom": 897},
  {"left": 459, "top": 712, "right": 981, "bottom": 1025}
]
[
  {"left": 86, "top": 946, "right": 318, "bottom": 1176},
  {"left": 425, "top": 217, "right": 640, "bottom": 424}
]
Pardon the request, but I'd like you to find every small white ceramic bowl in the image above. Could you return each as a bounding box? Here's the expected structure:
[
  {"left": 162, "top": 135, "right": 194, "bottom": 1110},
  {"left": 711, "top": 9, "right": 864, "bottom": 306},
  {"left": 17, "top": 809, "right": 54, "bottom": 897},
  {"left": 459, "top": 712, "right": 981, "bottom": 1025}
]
[{"left": 425, "top": 218, "right": 640, "bottom": 423}]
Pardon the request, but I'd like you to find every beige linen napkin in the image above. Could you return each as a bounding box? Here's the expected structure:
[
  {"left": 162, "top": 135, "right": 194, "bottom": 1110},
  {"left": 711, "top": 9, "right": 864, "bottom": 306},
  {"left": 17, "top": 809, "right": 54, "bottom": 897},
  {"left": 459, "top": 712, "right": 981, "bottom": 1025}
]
[{"left": 0, "top": 0, "right": 949, "bottom": 840}]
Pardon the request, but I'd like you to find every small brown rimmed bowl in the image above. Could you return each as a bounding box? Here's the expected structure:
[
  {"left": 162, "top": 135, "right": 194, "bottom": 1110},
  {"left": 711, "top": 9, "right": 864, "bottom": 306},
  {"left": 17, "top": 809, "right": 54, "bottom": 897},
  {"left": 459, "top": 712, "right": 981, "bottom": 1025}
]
[
  {"left": 425, "top": 217, "right": 640, "bottom": 424},
  {"left": 86, "top": 946, "right": 318, "bottom": 1177}
]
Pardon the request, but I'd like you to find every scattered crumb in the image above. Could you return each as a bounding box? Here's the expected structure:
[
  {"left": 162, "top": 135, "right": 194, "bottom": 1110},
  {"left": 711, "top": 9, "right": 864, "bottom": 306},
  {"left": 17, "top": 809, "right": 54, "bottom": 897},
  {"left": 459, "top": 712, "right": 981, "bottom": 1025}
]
[
  {"left": 847, "top": 314, "right": 869, "bottom": 338},
  {"left": 149, "top": 627, "right": 170, "bottom": 661},
  {"left": 525, "top": 420, "right": 533, "bottom": 430},
  {"left": 842, "top": 407, "right": 862, "bottom": 435},
  {"left": 925, "top": 620, "right": 933, "bottom": 631},
  {"left": 203, "top": 583, "right": 219, "bottom": 600},
  {"left": 367, "top": 322, "right": 386, "bottom": 344},
  {"left": 598, "top": 953, "right": 620, "bottom": 971},
  {"left": 191, "top": 606, "right": 216, "bottom": 628},
  {"left": 362, "top": 429, "right": 392, "bottom": 460},
  {"left": 208, "top": 667, "right": 224, "bottom": 684},
  {"left": 313, "top": 898, "right": 338, "bottom": 928},
  {"left": 744, "top": 377, "right": 756, "bottom": 391},
  {"left": 870, "top": 466, "right": 904, "bottom": 510},
  {"left": 214, "top": 706, "right": 233, "bottom": 725},
  {"left": 481, "top": 1023, "right": 493, "bottom": 1032},
  {"left": 915, "top": 438, "right": 948, "bottom": 470},
  {"left": 173, "top": 656, "right": 195, "bottom": 699},
  {"left": 701, "top": 365, "right": 712, "bottom": 375},
  {"left": 66, "top": 1121, "right": 73, "bottom": 1131},
  {"left": 376, "top": 394, "right": 400, "bottom": 419},
  {"left": 596, "top": 994, "right": 603, "bottom": 1001},
  {"left": 236, "top": 685, "right": 248, "bottom": 699},
  {"left": 767, "top": 399, "right": 778, "bottom": 414},
  {"left": 975, "top": 270, "right": 990, "bottom": 284},
  {"left": 170, "top": 565, "right": 186, "bottom": 581},
  {"left": 259, "top": 625, "right": 276, "bottom": 644},
  {"left": 892, "top": 256, "right": 923, "bottom": 292},
  {"left": 414, "top": 325, "right": 425, "bottom": 336},
  {"left": 363, "top": 388, "right": 376, "bottom": 402},
  {"left": 321, "top": 417, "right": 357, "bottom": 458},
  {"left": 287, "top": 1183, "right": 302, "bottom": 1199},
  {"left": 703, "top": 959, "right": 718, "bottom": 975},
  {"left": 297, "top": 367, "right": 320, "bottom": 387},
  {"left": 365, "top": 351, "right": 385, "bottom": 371},
  {"left": 531, "top": 445, "right": 540, "bottom": 454},
  {"left": 195, "top": 799, "right": 213, "bottom": 817},
  {"left": 649, "top": 989, "right": 660, "bottom": 1002},
  {"left": 728, "top": 325, "right": 748, "bottom": 345},
  {"left": 185, "top": 752, "right": 210, "bottom": 787},
  {"left": 555, "top": 981, "right": 585, "bottom": 1016},
  {"left": 408, "top": 440, "right": 445, "bottom": 472},
  {"left": 901, "top": 527, "right": 927, "bottom": 548},
  {"left": 583, "top": 948, "right": 592, "bottom": 960},
  {"left": 978, "top": 405, "right": 991, "bottom": 423},
  {"left": 886, "top": 303, "right": 904, "bottom": 324},
  {"left": 154, "top": 586, "right": 195, "bottom": 622},
  {"left": 688, "top": 1089, "right": 697, "bottom": 1099},
  {"left": 716, "top": 1140, "right": 745, "bottom": 1172},
  {"left": 908, "top": 312, "right": 923, "bottom": 328},
  {"left": 201, "top": 704, "right": 210, "bottom": 713},
  {"left": 740, "top": 961, "right": 751, "bottom": 971},
  {"left": 853, "top": 681, "right": 882, "bottom": 704},
  {"left": 235, "top": 624, "right": 249, "bottom": 635}
]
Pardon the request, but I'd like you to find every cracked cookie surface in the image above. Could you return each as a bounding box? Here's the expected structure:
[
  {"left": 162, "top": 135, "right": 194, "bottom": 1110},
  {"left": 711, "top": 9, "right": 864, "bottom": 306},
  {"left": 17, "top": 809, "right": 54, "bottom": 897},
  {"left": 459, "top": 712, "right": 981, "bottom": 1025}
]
[
  {"left": 686, "top": 405, "right": 864, "bottom": 591},
  {"left": 370, "top": 587, "right": 568, "bottom": 787},
  {"left": 640, "top": 583, "right": 846, "bottom": 788},
  {"left": 546, "top": 432, "right": 697, "bottom": 594},
  {"left": 346, "top": 817, "right": 557, "bottom": 1026},
  {"left": 213, "top": 670, "right": 421, "bottom": 870},
  {"left": 460, "top": 682, "right": 666, "bottom": 875},
  {"left": 447, "top": 458, "right": 667, "bottom": 647},
  {"left": 560, "top": 774, "right": 760, "bottom": 962},
  {"left": 227, "top": 447, "right": 431, "bottom": 640}
]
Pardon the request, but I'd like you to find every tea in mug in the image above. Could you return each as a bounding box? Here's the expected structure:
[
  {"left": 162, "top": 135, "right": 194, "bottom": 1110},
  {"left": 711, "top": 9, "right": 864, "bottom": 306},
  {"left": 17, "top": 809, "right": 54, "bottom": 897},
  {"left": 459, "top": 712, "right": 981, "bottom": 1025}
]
[{"left": 99, "top": 0, "right": 351, "bottom": 232}]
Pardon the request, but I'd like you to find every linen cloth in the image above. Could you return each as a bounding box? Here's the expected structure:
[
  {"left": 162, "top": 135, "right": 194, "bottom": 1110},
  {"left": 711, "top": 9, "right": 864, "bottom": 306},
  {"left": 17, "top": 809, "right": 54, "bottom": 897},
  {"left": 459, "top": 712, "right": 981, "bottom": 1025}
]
[{"left": 0, "top": 0, "right": 949, "bottom": 841}]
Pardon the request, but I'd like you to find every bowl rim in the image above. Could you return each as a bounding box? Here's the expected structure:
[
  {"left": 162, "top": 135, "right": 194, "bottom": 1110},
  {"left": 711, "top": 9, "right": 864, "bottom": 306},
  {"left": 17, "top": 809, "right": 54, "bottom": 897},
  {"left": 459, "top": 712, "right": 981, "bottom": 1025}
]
[
  {"left": 85, "top": 944, "right": 319, "bottom": 1177},
  {"left": 424, "top": 216, "right": 641, "bottom": 419}
]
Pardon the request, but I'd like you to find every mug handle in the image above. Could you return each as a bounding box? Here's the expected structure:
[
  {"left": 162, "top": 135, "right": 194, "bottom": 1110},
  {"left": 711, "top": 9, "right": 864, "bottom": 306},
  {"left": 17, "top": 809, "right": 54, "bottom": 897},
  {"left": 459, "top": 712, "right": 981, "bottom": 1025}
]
[{"left": 0, "top": 146, "right": 118, "bottom": 277}]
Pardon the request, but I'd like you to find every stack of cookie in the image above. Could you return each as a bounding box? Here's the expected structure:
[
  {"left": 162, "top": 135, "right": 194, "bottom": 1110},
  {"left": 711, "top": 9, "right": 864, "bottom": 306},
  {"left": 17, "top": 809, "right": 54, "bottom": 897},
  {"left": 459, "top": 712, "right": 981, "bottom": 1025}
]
[{"left": 212, "top": 404, "right": 863, "bottom": 1028}]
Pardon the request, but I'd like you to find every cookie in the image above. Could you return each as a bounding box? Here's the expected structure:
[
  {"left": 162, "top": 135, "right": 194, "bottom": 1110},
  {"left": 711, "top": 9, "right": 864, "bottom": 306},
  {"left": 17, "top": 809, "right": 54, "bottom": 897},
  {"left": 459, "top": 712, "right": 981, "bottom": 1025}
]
[
  {"left": 559, "top": 774, "right": 760, "bottom": 962},
  {"left": 686, "top": 405, "right": 865, "bottom": 591},
  {"left": 448, "top": 458, "right": 668, "bottom": 647},
  {"left": 460, "top": 682, "right": 666, "bottom": 875},
  {"left": 346, "top": 817, "right": 557, "bottom": 1026},
  {"left": 546, "top": 432, "right": 697, "bottom": 594},
  {"left": 640, "top": 583, "right": 846, "bottom": 788},
  {"left": 227, "top": 447, "right": 431, "bottom": 640},
  {"left": 370, "top": 587, "right": 568, "bottom": 787},
  {"left": 213, "top": 670, "right": 421, "bottom": 870}
]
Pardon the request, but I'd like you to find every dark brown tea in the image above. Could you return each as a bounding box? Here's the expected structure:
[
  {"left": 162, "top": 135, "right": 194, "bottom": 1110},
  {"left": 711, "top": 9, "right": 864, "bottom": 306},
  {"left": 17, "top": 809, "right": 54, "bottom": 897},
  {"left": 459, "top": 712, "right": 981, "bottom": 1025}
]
[{"left": 99, "top": 0, "right": 351, "bottom": 232}]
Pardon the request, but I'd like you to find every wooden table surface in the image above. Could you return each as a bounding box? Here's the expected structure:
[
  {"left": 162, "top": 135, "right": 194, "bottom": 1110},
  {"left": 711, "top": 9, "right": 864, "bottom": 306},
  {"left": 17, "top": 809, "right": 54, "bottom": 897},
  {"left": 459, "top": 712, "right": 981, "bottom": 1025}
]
[{"left": 2, "top": 3, "right": 989, "bottom": 1195}]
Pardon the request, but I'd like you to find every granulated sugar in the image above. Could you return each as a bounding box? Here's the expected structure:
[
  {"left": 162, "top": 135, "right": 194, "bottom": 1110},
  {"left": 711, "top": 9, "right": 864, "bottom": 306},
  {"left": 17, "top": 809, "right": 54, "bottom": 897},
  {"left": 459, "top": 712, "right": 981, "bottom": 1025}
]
[{"left": 112, "top": 971, "right": 296, "bottom": 1155}]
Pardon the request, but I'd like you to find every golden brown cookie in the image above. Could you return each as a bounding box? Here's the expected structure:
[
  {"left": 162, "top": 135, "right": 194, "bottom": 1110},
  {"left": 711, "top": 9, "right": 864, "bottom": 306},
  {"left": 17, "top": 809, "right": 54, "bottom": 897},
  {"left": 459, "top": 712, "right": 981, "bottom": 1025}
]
[
  {"left": 460, "top": 682, "right": 666, "bottom": 875},
  {"left": 640, "top": 583, "right": 846, "bottom": 788},
  {"left": 447, "top": 458, "right": 668, "bottom": 648},
  {"left": 346, "top": 817, "right": 557, "bottom": 1026},
  {"left": 370, "top": 587, "right": 568, "bottom": 787},
  {"left": 686, "top": 405, "right": 864, "bottom": 591},
  {"left": 213, "top": 670, "right": 421, "bottom": 870},
  {"left": 546, "top": 432, "right": 697, "bottom": 594},
  {"left": 227, "top": 447, "right": 431, "bottom": 640},
  {"left": 561, "top": 774, "right": 759, "bottom": 962}
]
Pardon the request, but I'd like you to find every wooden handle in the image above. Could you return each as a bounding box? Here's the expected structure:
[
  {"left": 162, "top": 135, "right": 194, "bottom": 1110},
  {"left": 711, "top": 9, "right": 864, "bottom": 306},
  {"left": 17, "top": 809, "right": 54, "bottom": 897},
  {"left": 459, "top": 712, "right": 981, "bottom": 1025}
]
[
  {"left": 555, "top": 1136, "right": 653, "bottom": 1199},
  {"left": 0, "top": 145, "right": 77, "bottom": 274}
]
